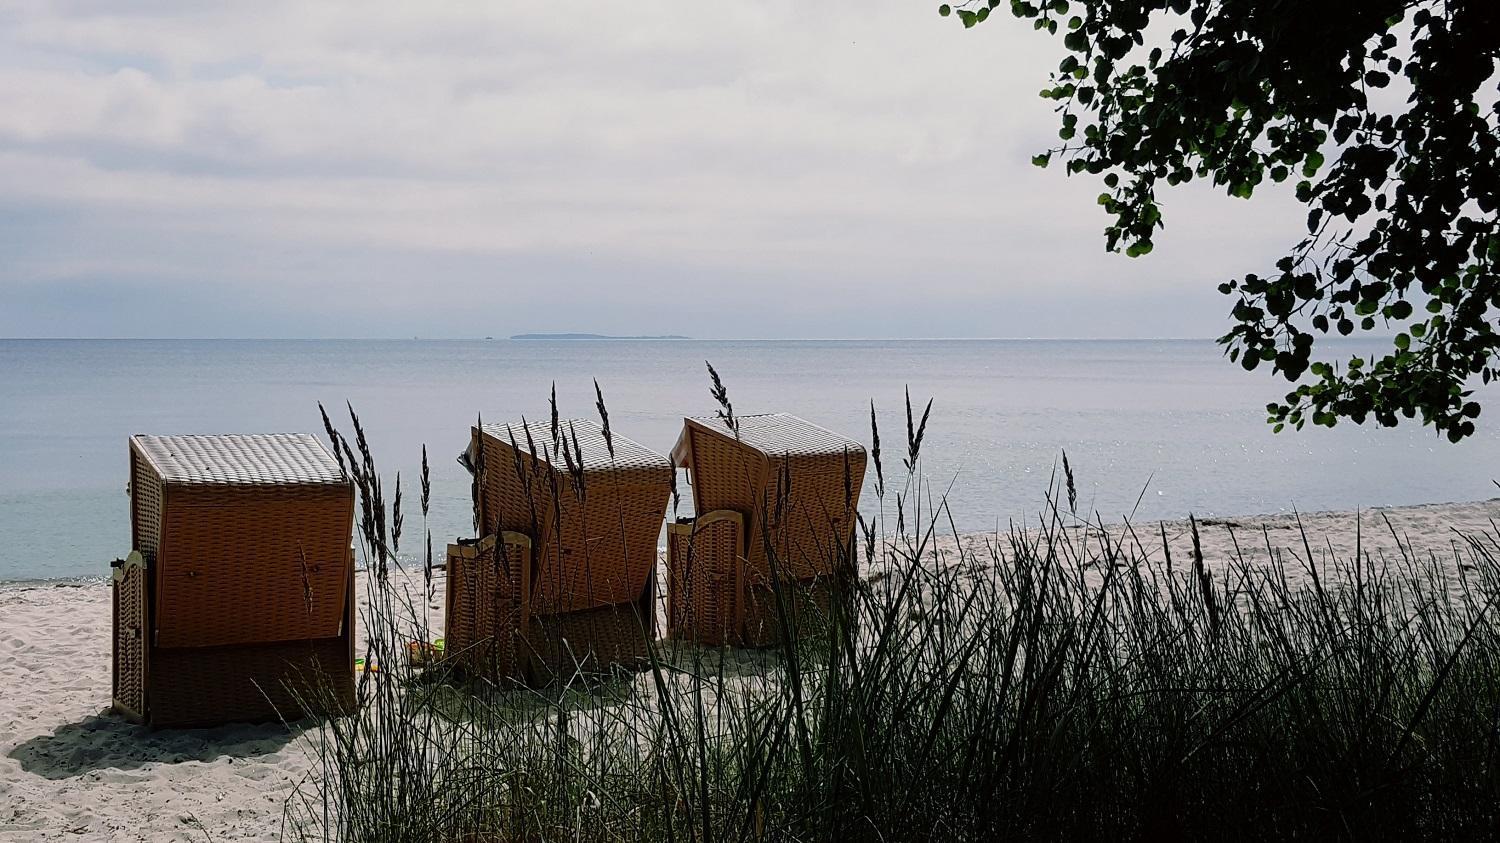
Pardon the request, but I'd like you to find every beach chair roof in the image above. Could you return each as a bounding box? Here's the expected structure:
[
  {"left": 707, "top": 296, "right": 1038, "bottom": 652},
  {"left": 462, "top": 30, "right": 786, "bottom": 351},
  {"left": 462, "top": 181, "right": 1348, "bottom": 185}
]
[
  {"left": 130, "top": 433, "right": 346, "bottom": 486},
  {"left": 671, "top": 413, "right": 864, "bottom": 467},
  {"left": 474, "top": 417, "right": 670, "bottom": 473}
]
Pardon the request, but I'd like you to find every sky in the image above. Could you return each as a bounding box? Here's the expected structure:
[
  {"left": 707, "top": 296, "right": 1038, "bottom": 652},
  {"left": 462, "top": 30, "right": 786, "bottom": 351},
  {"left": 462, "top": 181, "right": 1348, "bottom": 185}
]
[{"left": 0, "top": 1, "right": 1309, "bottom": 339}]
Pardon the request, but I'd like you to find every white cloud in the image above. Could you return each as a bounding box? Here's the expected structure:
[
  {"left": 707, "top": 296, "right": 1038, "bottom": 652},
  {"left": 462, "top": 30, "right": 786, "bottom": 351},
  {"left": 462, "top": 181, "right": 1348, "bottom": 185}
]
[{"left": 0, "top": 0, "right": 1307, "bottom": 337}]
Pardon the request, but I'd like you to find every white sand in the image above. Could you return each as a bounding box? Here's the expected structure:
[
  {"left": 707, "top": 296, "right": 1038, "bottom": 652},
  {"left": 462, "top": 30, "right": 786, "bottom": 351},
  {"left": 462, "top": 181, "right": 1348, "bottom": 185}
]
[
  {"left": 941, "top": 498, "right": 1500, "bottom": 588},
  {"left": 3, "top": 498, "right": 1497, "bottom": 841}
]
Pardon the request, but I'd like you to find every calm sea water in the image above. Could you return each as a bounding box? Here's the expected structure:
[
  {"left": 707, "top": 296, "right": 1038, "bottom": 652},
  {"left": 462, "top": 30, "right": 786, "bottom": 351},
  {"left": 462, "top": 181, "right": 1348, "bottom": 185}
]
[{"left": 2, "top": 338, "right": 1495, "bottom": 581}]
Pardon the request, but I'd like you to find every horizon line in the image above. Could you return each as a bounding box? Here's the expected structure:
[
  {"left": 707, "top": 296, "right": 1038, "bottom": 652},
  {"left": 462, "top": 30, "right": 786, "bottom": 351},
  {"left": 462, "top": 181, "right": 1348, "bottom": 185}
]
[
  {"left": 0, "top": 335, "right": 1404, "bottom": 343},
  {"left": 2, "top": 335, "right": 1239, "bottom": 342}
]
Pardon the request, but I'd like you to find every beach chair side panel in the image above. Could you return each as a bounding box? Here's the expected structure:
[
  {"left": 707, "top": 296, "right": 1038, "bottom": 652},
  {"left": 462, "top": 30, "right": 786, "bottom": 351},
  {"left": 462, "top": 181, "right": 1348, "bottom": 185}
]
[
  {"left": 666, "top": 511, "right": 744, "bottom": 646},
  {"left": 445, "top": 534, "right": 529, "bottom": 681}
]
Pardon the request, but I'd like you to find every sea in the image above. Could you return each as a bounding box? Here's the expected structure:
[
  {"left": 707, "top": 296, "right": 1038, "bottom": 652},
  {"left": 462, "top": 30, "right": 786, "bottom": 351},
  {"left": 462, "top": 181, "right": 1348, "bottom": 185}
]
[{"left": 2, "top": 337, "right": 1495, "bottom": 582}]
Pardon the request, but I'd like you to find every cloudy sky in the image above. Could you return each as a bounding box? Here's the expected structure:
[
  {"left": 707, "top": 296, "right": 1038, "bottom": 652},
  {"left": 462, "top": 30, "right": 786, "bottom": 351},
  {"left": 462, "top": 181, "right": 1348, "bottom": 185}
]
[{"left": 0, "top": 1, "right": 1306, "bottom": 339}]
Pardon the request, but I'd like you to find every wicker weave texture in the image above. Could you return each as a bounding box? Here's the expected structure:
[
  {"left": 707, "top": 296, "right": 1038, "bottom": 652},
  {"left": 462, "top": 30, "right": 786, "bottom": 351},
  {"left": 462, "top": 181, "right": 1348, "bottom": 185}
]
[
  {"left": 526, "top": 588, "right": 655, "bottom": 682},
  {"left": 444, "top": 534, "right": 530, "bottom": 681},
  {"left": 677, "top": 413, "right": 866, "bottom": 459},
  {"left": 129, "top": 435, "right": 355, "bottom": 649},
  {"left": 131, "top": 433, "right": 346, "bottom": 485},
  {"left": 156, "top": 485, "right": 354, "bottom": 648},
  {"left": 113, "top": 564, "right": 355, "bottom": 728},
  {"left": 112, "top": 557, "right": 149, "bottom": 720},
  {"left": 146, "top": 634, "right": 355, "bottom": 728},
  {"left": 673, "top": 415, "right": 866, "bottom": 584},
  {"left": 130, "top": 450, "right": 163, "bottom": 562},
  {"left": 666, "top": 512, "right": 744, "bottom": 646},
  {"left": 471, "top": 419, "right": 672, "bottom": 615},
  {"left": 741, "top": 577, "right": 838, "bottom": 649}
]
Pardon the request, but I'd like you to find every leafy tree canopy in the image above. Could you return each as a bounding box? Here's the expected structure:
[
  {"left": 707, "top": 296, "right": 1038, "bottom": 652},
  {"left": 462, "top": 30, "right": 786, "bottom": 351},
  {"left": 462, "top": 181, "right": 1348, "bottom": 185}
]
[{"left": 946, "top": 0, "right": 1500, "bottom": 441}]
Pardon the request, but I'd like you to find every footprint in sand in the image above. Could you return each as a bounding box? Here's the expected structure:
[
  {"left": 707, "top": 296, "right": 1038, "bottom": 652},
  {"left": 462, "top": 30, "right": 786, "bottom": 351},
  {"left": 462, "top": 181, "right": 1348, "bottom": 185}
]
[{"left": 234, "top": 764, "right": 273, "bottom": 781}]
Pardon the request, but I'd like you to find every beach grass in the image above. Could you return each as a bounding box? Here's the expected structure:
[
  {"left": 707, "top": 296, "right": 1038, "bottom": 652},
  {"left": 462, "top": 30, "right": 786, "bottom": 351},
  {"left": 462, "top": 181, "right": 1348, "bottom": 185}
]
[{"left": 283, "top": 388, "right": 1500, "bottom": 842}]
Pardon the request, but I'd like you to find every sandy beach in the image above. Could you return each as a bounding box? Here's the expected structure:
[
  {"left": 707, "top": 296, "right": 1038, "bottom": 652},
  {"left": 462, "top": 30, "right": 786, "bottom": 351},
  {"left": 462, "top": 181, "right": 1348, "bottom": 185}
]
[{"left": 3, "top": 498, "right": 1497, "bottom": 842}]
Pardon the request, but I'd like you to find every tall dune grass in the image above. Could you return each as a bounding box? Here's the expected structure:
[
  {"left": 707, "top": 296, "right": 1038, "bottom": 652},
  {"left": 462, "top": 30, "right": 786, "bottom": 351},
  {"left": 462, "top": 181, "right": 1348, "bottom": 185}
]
[{"left": 284, "top": 385, "right": 1500, "bottom": 842}]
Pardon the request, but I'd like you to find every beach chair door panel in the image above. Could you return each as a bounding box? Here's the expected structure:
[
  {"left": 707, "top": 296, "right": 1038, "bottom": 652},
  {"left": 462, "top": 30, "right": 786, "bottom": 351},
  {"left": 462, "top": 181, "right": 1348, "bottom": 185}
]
[{"left": 111, "top": 553, "right": 150, "bottom": 722}]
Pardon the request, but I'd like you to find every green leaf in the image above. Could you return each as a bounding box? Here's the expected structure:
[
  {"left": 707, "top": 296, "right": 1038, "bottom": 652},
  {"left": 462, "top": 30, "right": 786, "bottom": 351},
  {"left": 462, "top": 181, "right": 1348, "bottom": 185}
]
[
  {"left": 938, "top": 3, "right": 951, "bottom": 16},
  {"left": 946, "top": 0, "right": 1500, "bottom": 441}
]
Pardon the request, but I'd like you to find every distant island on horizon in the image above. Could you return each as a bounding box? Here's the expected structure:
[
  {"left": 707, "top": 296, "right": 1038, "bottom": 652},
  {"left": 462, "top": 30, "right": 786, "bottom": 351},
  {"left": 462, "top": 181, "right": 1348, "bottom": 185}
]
[{"left": 508, "top": 333, "right": 692, "bottom": 341}]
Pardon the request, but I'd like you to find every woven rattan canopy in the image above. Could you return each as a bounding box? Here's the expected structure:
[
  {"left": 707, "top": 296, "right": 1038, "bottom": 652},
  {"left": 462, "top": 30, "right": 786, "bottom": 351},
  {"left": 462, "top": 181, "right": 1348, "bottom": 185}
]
[
  {"left": 670, "top": 413, "right": 864, "bottom": 466},
  {"left": 130, "top": 433, "right": 346, "bottom": 486},
  {"left": 471, "top": 418, "right": 669, "bottom": 477}
]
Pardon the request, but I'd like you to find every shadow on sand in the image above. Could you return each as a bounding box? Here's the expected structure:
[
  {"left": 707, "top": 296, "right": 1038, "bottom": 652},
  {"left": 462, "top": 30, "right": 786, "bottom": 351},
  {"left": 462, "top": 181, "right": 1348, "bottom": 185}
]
[
  {"left": 7, "top": 709, "right": 310, "bottom": 780},
  {"left": 11, "top": 646, "right": 789, "bottom": 780}
]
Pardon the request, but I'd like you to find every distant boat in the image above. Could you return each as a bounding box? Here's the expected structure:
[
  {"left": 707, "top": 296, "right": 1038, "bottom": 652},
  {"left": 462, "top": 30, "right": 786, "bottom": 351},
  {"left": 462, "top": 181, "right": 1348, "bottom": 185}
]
[{"left": 510, "top": 333, "right": 691, "bottom": 340}]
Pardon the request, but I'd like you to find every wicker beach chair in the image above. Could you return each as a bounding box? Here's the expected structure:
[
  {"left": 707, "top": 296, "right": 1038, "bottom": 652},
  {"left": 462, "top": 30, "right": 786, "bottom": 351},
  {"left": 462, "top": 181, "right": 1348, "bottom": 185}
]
[
  {"left": 669, "top": 414, "right": 866, "bottom": 647},
  {"left": 113, "top": 434, "right": 356, "bottom": 728},
  {"left": 459, "top": 418, "right": 672, "bottom": 682}
]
